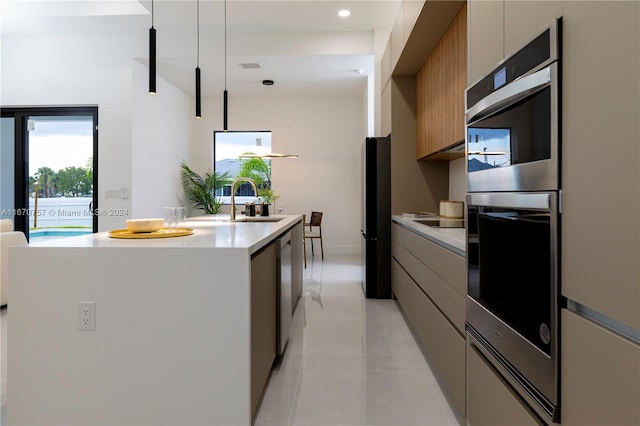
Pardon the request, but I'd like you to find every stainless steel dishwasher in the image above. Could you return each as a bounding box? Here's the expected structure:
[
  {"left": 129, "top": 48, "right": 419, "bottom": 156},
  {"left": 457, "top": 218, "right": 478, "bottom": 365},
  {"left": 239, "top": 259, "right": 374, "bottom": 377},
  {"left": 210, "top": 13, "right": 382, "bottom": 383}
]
[{"left": 276, "top": 231, "right": 292, "bottom": 355}]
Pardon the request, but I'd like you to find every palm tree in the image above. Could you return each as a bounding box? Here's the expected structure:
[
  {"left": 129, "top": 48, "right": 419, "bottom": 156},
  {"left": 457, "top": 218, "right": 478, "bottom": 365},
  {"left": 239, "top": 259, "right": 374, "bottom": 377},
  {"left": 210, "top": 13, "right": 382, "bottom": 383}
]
[
  {"left": 235, "top": 155, "right": 278, "bottom": 204},
  {"left": 36, "top": 167, "right": 56, "bottom": 197},
  {"left": 236, "top": 155, "right": 271, "bottom": 187}
]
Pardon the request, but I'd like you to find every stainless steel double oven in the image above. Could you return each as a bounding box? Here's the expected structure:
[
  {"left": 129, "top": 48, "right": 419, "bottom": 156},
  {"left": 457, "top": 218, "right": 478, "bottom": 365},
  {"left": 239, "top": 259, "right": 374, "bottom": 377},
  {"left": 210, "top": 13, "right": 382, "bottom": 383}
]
[{"left": 465, "top": 19, "right": 562, "bottom": 423}]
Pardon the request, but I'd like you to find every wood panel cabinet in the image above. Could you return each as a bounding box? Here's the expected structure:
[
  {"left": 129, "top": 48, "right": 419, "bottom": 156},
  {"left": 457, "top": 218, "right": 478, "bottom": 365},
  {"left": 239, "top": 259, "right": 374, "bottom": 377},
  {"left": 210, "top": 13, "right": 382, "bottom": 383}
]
[
  {"left": 416, "top": 4, "right": 467, "bottom": 160},
  {"left": 250, "top": 242, "right": 277, "bottom": 418},
  {"left": 393, "top": 0, "right": 465, "bottom": 76}
]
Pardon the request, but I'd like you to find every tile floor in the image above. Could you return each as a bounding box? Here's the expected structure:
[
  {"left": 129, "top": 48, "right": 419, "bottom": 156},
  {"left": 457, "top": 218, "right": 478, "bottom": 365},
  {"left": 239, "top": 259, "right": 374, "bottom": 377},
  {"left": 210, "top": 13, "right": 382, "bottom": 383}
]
[
  {"left": 254, "top": 254, "right": 460, "bottom": 426},
  {"left": 0, "top": 253, "right": 460, "bottom": 426}
]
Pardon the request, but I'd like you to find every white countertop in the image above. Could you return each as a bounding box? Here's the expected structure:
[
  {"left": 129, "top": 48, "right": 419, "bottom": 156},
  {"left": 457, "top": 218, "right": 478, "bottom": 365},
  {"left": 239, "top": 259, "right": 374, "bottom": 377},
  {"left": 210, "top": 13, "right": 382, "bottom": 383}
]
[
  {"left": 28, "top": 214, "right": 302, "bottom": 254},
  {"left": 392, "top": 215, "right": 466, "bottom": 255}
]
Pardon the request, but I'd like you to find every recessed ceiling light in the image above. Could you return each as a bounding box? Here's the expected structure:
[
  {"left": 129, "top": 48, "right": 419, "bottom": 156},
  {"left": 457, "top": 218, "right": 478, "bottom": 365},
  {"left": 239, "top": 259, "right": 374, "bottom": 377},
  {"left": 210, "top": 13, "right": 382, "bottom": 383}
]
[{"left": 338, "top": 9, "right": 351, "bottom": 18}]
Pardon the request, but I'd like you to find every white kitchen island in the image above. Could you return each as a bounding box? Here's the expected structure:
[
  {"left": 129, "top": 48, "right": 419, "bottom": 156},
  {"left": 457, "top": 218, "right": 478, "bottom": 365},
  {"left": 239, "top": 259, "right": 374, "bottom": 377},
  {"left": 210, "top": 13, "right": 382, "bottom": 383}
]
[{"left": 7, "top": 214, "right": 303, "bottom": 426}]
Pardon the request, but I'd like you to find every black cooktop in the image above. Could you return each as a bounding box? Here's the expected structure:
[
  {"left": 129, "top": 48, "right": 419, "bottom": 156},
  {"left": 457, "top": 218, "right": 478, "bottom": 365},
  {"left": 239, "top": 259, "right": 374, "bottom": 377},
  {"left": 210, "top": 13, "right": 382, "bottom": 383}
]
[{"left": 415, "top": 219, "right": 465, "bottom": 229}]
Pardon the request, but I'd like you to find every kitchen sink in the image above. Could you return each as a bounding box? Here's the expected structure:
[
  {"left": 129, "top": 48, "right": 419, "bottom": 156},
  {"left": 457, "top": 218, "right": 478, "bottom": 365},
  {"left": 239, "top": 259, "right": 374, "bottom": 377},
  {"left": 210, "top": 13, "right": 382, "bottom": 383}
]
[{"left": 233, "top": 216, "right": 285, "bottom": 223}]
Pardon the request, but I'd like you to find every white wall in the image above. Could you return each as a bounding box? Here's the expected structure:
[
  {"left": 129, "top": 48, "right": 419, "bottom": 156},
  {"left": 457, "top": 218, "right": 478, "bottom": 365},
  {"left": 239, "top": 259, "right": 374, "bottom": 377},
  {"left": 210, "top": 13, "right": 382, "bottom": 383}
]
[
  {"left": 131, "top": 61, "right": 193, "bottom": 219},
  {"left": 193, "top": 95, "right": 366, "bottom": 253},
  {"left": 1, "top": 30, "right": 144, "bottom": 231}
]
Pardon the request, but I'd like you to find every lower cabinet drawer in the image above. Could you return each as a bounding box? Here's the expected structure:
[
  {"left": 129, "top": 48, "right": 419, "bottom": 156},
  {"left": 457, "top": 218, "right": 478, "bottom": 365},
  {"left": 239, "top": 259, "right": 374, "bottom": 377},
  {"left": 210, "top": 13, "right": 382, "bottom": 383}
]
[
  {"left": 392, "top": 260, "right": 465, "bottom": 416},
  {"left": 467, "top": 345, "right": 542, "bottom": 426},
  {"left": 403, "top": 226, "right": 465, "bottom": 295},
  {"left": 393, "top": 241, "right": 465, "bottom": 333}
]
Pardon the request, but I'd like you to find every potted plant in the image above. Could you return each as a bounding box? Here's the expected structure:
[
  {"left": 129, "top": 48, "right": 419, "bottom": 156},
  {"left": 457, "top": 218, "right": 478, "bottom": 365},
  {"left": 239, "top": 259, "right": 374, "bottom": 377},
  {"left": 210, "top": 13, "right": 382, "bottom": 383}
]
[
  {"left": 236, "top": 155, "right": 280, "bottom": 214},
  {"left": 180, "top": 162, "right": 231, "bottom": 215},
  {"left": 257, "top": 187, "right": 279, "bottom": 206}
]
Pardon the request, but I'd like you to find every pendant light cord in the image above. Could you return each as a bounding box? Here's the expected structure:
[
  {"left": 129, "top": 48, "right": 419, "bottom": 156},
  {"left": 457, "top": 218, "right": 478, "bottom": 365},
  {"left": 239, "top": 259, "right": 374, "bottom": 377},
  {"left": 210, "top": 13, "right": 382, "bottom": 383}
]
[
  {"left": 196, "top": 0, "right": 200, "bottom": 67},
  {"left": 195, "top": 0, "right": 202, "bottom": 117},
  {"left": 149, "top": 0, "right": 156, "bottom": 94},
  {"left": 222, "top": 0, "right": 229, "bottom": 130},
  {"left": 224, "top": 0, "right": 227, "bottom": 90}
]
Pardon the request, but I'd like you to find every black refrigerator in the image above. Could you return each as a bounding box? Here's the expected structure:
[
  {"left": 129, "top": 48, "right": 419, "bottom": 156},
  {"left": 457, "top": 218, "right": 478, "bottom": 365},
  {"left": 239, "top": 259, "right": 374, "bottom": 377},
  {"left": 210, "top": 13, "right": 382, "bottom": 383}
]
[{"left": 361, "top": 136, "right": 391, "bottom": 299}]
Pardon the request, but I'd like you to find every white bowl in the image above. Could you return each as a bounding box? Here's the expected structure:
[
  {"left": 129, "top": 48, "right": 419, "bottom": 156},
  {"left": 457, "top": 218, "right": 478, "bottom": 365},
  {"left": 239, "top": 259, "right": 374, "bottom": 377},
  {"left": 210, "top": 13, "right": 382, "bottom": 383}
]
[{"left": 126, "top": 218, "right": 164, "bottom": 233}]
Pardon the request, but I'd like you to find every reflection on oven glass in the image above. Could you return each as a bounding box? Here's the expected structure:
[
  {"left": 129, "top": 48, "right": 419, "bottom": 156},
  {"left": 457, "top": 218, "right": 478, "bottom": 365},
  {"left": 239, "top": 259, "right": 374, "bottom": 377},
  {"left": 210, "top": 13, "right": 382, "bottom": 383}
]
[
  {"left": 468, "top": 206, "right": 552, "bottom": 356},
  {"left": 467, "top": 127, "right": 511, "bottom": 171}
]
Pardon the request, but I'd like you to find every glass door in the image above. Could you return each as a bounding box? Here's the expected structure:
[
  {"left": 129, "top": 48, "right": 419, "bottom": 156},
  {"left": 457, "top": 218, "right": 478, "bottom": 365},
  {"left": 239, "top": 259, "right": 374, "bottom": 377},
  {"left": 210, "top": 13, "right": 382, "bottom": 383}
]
[
  {"left": 0, "top": 117, "right": 15, "bottom": 225},
  {"left": 26, "top": 115, "right": 96, "bottom": 241},
  {"left": 1, "top": 107, "right": 98, "bottom": 241}
]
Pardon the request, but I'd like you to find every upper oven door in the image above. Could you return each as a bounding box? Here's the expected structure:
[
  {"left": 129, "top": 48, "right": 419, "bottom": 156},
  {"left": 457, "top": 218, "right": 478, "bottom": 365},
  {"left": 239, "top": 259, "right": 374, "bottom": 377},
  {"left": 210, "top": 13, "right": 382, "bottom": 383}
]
[
  {"left": 466, "top": 63, "right": 559, "bottom": 192},
  {"left": 465, "top": 18, "right": 561, "bottom": 193}
]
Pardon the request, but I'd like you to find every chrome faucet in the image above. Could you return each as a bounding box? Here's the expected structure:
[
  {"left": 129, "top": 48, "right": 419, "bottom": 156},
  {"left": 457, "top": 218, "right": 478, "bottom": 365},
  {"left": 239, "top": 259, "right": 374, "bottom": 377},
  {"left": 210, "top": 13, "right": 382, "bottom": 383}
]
[{"left": 229, "top": 177, "right": 258, "bottom": 221}]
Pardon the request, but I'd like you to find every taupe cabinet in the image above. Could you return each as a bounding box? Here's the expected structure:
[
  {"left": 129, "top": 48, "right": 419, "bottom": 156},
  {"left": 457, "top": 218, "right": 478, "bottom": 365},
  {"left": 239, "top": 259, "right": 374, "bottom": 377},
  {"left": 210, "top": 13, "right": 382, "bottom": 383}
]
[
  {"left": 560, "top": 1, "right": 639, "bottom": 331},
  {"left": 250, "top": 242, "right": 277, "bottom": 418},
  {"left": 561, "top": 310, "right": 640, "bottom": 426},
  {"left": 467, "top": 0, "right": 562, "bottom": 84},
  {"left": 290, "top": 220, "right": 303, "bottom": 312},
  {"left": 467, "top": 0, "right": 503, "bottom": 85},
  {"left": 391, "top": 222, "right": 466, "bottom": 417},
  {"left": 467, "top": 346, "right": 543, "bottom": 426}
]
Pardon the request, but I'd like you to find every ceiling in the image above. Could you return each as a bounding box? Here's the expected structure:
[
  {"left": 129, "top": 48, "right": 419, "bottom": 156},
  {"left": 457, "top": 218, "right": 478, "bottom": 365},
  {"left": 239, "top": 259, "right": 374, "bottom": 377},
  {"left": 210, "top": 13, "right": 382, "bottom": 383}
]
[{"left": 1, "top": 0, "right": 401, "bottom": 98}]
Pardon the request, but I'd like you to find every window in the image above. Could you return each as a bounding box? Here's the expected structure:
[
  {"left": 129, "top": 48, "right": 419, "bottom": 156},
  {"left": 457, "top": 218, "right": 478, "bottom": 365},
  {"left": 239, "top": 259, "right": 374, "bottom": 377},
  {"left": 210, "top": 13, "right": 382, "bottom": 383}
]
[{"left": 213, "top": 131, "right": 272, "bottom": 204}]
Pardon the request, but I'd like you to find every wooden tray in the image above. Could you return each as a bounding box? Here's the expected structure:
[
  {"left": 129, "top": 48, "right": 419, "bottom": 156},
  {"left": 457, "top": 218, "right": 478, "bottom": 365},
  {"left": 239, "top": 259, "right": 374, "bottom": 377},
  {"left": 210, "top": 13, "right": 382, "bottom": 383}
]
[{"left": 108, "top": 227, "right": 193, "bottom": 239}]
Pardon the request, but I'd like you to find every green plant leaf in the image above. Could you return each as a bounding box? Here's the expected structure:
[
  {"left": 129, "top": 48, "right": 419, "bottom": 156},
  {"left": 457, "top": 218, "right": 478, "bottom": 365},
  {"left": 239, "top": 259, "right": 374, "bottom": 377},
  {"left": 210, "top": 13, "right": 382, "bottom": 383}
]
[{"left": 180, "top": 162, "right": 231, "bottom": 215}]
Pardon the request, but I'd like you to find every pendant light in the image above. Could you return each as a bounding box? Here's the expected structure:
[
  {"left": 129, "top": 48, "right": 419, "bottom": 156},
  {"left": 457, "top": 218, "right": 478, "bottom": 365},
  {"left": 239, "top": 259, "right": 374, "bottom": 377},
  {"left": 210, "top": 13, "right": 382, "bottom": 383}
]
[
  {"left": 195, "top": 0, "right": 202, "bottom": 118},
  {"left": 238, "top": 130, "right": 299, "bottom": 159},
  {"left": 223, "top": 0, "right": 228, "bottom": 130},
  {"left": 148, "top": 0, "right": 156, "bottom": 94},
  {"left": 239, "top": 153, "right": 300, "bottom": 159}
]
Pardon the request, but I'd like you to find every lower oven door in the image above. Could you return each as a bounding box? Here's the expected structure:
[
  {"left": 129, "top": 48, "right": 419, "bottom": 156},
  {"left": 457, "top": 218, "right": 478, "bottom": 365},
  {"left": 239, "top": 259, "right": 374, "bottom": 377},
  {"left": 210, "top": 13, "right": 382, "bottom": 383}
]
[{"left": 466, "top": 191, "right": 559, "bottom": 421}]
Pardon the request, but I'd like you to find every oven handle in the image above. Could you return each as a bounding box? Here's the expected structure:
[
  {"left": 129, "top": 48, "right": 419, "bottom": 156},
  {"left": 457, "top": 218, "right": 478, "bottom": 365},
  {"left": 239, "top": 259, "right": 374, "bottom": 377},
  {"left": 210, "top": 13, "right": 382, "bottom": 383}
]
[
  {"left": 467, "top": 192, "right": 552, "bottom": 211},
  {"left": 466, "top": 64, "right": 554, "bottom": 124}
]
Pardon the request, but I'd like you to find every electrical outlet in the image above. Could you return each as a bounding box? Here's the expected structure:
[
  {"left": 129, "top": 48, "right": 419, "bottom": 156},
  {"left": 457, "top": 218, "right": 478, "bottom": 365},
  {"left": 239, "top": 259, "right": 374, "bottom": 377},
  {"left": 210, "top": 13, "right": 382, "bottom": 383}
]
[{"left": 77, "top": 302, "right": 96, "bottom": 331}]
